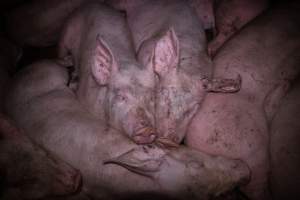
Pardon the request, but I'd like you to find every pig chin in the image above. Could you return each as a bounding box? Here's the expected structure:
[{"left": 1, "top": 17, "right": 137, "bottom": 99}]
[{"left": 122, "top": 108, "right": 156, "bottom": 144}]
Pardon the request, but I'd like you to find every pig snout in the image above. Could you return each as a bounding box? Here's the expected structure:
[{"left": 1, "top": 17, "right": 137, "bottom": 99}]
[
  {"left": 128, "top": 107, "right": 156, "bottom": 144},
  {"left": 53, "top": 167, "right": 82, "bottom": 195},
  {"left": 228, "top": 159, "right": 251, "bottom": 186}
]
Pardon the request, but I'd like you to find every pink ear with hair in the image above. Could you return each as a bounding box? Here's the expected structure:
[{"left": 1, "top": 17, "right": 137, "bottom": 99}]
[
  {"left": 92, "top": 35, "right": 115, "bottom": 86},
  {"left": 153, "top": 28, "right": 179, "bottom": 77}
]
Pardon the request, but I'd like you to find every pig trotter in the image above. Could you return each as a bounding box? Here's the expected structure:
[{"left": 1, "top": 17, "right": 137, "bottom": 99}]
[
  {"left": 202, "top": 74, "right": 242, "bottom": 93},
  {"left": 132, "top": 126, "right": 157, "bottom": 144}
]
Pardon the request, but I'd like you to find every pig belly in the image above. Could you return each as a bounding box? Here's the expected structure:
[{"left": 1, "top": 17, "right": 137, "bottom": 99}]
[{"left": 186, "top": 94, "right": 270, "bottom": 199}]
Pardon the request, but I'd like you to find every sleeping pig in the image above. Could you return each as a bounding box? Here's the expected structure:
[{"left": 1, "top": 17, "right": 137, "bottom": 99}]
[
  {"left": 0, "top": 113, "right": 81, "bottom": 200},
  {"left": 58, "top": 2, "right": 156, "bottom": 144},
  {"left": 4, "top": 59, "right": 250, "bottom": 200},
  {"left": 186, "top": 1, "right": 300, "bottom": 199},
  {"left": 115, "top": 0, "right": 241, "bottom": 146}
]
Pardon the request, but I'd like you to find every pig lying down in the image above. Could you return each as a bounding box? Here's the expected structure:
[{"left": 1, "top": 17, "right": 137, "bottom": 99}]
[
  {"left": 4, "top": 59, "right": 250, "bottom": 199},
  {"left": 114, "top": 0, "right": 241, "bottom": 147},
  {"left": 4, "top": 0, "right": 103, "bottom": 47},
  {"left": 208, "top": 0, "right": 269, "bottom": 57},
  {"left": 186, "top": 1, "right": 300, "bottom": 199},
  {"left": 58, "top": 3, "right": 157, "bottom": 144},
  {"left": 0, "top": 113, "right": 81, "bottom": 200},
  {"left": 270, "top": 77, "right": 300, "bottom": 200}
]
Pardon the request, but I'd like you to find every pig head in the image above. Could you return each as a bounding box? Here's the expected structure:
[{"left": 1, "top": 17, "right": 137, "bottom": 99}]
[
  {"left": 77, "top": 35, "right": 156, "bottom": 144},
  {"left": 140, "top": 28, "right": 241, "bottom": 146}
]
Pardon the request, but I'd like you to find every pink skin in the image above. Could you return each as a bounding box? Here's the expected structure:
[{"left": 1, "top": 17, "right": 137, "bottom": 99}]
[
  {"left": 270, "top": 79, "right": 300, "bottom": 200},
  {"left": 58, "top": 3, "right": 156, "bottom": 144},
  {"left": 186, "top": 2, "right": 300, "bottom": 200},
  {"left": 5, "top": 60, "right": 250, "bottom": 199},
  {"left": 208, "top": 0, "right": 269, "bottom": 57},
  {"left": 0, "top": 113, "right": 81, "bottom": 199},
  {"left": 5, "top": 0, "right": 100, "bottom": 47},
  {"left": 123, "top": 0, "right": 240, "bottom": 146}
]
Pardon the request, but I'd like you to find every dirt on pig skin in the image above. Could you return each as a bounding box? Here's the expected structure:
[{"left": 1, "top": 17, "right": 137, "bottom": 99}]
[
  {"left": 58, "top": 2, "right": 157, "bottom": 145},
  {"left": 4, "top": 59, "right": 250, "bottom": 200},
  {"left": 186, "top": 1, "right": 300, "bottom": 200}
]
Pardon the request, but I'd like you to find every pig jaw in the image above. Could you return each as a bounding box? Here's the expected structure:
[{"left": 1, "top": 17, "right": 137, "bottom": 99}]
[
  {"left": 107, "top": 70, "right": 156, "bottom": 144},
  {"left": 155, "top": 73, "right": 205, "bottom": 145}
]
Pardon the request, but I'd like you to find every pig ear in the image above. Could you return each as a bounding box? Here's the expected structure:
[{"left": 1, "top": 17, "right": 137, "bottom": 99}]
[
  {"left": 153, "top": 28, "right": 179, "bottom": 77},
  {"left": 92, "top": 35, "right": 115, "bottom": 86},
  {"left": 103, "top": 145, "right": 166, "bottom": 178}
]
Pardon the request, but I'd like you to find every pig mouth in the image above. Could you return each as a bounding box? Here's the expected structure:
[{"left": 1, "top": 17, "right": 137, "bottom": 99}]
[
  {"left": 132, "top": 126, "right": 157, "bottom": 144},
  {"left": 155, "top": 137, "right": 180, "bottom": 148}
]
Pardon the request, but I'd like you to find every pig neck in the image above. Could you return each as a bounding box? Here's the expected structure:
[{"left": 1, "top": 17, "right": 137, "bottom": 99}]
[{"left": 76, "top": 75, "right": 108, "bottom": 124}]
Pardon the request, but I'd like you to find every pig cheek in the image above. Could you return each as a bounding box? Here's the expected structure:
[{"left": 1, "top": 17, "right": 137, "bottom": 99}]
[{"left": 111, "top": 96, "right": 138, "bottom": 138}]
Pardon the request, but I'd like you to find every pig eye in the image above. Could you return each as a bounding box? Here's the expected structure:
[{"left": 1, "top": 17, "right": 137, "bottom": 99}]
[{"left": 116, "top": 92, "right": 128, "bottom": 102}]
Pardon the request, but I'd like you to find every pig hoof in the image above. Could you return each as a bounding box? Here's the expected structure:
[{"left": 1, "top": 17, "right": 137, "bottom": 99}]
[{"left": 132, "top": 127, "right": 157, "bottom": 144}]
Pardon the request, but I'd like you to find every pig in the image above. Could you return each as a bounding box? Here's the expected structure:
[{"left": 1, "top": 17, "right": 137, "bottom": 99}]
[
  {"left": 118, "top": 0, "right": 241, "bottom": 146},
  {"left": 0, "top": 113, "right": 81, "bottom": 200},
  {"left": 208, "top": 0, "right": 269, "bottom": 57},
  {"left": 58, "top": 2, "right": 157, "bottom": 144},
  {"left": 185, "top": 1, "right": 300, "bottom": 199},
  {"left": 270, "top": 78, "right": 300, "bottom": 200},
  {"left": 5, "top": 59, "right": 250, "bottom": 200},
  {"left": 4, "top": 0, "right": 101, "bottom": 47}
]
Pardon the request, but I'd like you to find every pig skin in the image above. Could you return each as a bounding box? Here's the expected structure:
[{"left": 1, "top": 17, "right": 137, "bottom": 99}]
[
  {"left": 120, "top": 0, "right": 240, "bottom": 147},
  {"left": 0, "top": 36, "right": 21, "bottom": 111},
  {"left": 270, "top": 78, "right": 300, "bottom": 200},
  {"left": 186, "top": 1, "right": 300, "bottom": 200},
  {"left": 0, "top": 113, "right": 81, "bottom": 200},
  {"left": 4, "top": 59, "right": 250, "bottom": 200},
  {"left": 58, "top": 2, "right": 157, "bottom": 144},
  {"left": 188, "top": 0, "right": 215, "bottom": 30},
  {"left": 208, "top": 0, "right": 269, "bottom": 57}
]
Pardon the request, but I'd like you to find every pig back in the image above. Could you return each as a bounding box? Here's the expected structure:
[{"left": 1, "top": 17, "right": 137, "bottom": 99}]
[{"left": 212, "top": 1, "right": 300, "bottom": 110}]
